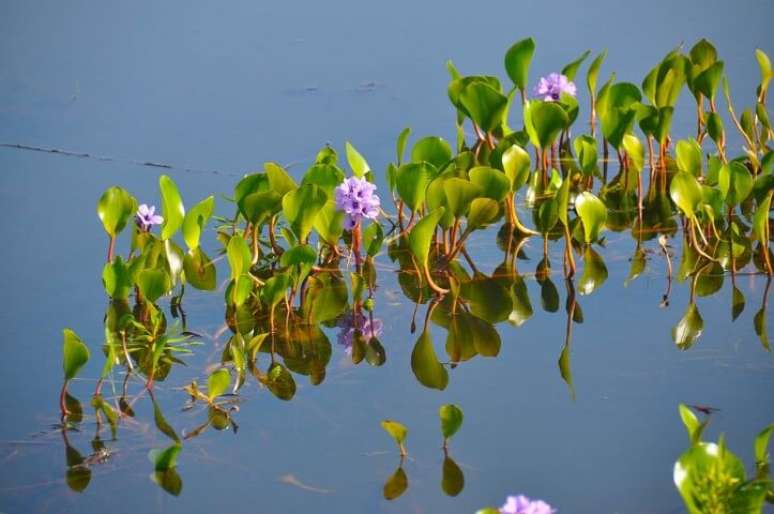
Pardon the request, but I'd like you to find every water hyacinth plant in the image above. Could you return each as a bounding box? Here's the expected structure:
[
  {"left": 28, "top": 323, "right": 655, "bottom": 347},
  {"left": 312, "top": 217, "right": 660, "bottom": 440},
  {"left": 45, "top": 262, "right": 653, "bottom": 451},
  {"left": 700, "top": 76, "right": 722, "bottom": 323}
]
[{"left": 55, "top": 35, "right": 773, "bottom": 505}]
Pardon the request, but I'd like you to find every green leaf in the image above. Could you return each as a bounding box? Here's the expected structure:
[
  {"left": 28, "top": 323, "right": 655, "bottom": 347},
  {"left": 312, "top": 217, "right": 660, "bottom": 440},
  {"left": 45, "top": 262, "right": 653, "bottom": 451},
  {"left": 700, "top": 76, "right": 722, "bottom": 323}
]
[
  {"left": 265, "top": 162, "right": 297, "bottom": 196},
  {"left": 411, "top": 136, "right": 452, "bottom": 170},
  {"left": 183, "top": 247, "right": 216, "bottom": 291},
  {"left": 148, "top": 444, "right": 181, "bottom": 471},
  {"left": 675, "top": 139, "right": 703, "bottom": 176},
  {"left": 411, "top": 330, "right": 448, "bottom": 390},
  {"left": 226, "top": 234, "right": 251, "bottom": 281},
  {"left": 396, "top": 127, "right": 412, "bottom": 165},
  {"left": 460, "top": 82, "right": 508, "bottom": 133},
  {"left": 575, "top": 191, "right": 607, "bottom": 243},
  {"left": 137, "top": 269, "right": 171, "bottom": 303},
  {"left": 102, "top": 256, "right": 132, "bottom": 300},
  {"left": 345, "top": 141, "right": 370, "bottom": 178},
  {"left": 756, "top": 49, "right": 772, "bottom": 97},
  {"left": 409, "top": 207, "right": 446, "bottom": 266},
  {"left": 754, "top": 424, "right": 774, "bottom": 465},
  {"left": 182, "top": 196, "right": 214, "bottom": 250},
  {"left": 313, "top": 200, "right": 345, "bottom": 245},
  {"left": 62, "top": 329, "right": 90, "bottom": 380},
  {"left": 752, "top": 192, "right": 771, "bottom": 244},
  {"left": 622, "top": 134, "right": 644, "bottom": 173},
  {"left": 575, "top": 135, "right": 599, "bottom": 176},
  {"left": 678, "top": 403, "right": 706, "bottom": 444},
  {"left": 239, "top": 190, "right": 282, "bottom": 226},
  {"left": 261, "top": 273, "right": 290, "bottom": 308},
  {"left": 363, "top": 222, "right": 384, "bottom": 257},
  {"left": 673, "top": 302, "right": 704, "bottom": 350},
  {"left": 501, "top": 144, "right": 531, "bottom": 190},
  {"left": 396, "top": 162, "right": 434, "bottom": 212},
  {"left": 504, "top": 37, "right": 536, "bottom": 90},
  {"left": 441, "top": 455, "right": 465, "bottom": 497},
  {"left": 159, "top": 175, "right": 185, "bottom": 240},
  {"left": 524, "top": 100, "right": 569, "bottom": 150},
  {"left": 586, "top": 50, "right": 607, "bottom": 98},
  {"left": 469, "top": 166, "right": 510, "bottom": 202},
  {"left": 439, "top": 404, "right": 464, "bottom": 440},
  {"left": 706, "top": 112, "right": 725, "bottom": 144},
  {"left": 442, "top": 178, "right": 480, "bottom": 218},
  {"left": 670, "top": 172, "right": 703, "bottom": 219},
  {"left": 282, "top": 184, "right": 328, "bottom": 241},
  {"left": 207, "top": 368, "right": 230, "bottom": 401},
  {"left": 561, "top": 50, "right": 591, "bottom": 81},
  {"left": 381, "top": 419, "right": 408, "bottom": 447},
  {"left": 97, "top": 186, "right": 137, "bottom": 238},
  {"left": 689, "top": 39, "right": 717, "bottom": 69},
  {"left": 693, "top": 61, "right": 724, "bottom": 102},
  {"left": 718, "top": 162, "right": 754, "bottom": 207},
  {"left": 466, "top": 198, "right": 500, "bottom": 231},
  {"left": 280, "top": 243, "right": 317, "bottom": 268}
]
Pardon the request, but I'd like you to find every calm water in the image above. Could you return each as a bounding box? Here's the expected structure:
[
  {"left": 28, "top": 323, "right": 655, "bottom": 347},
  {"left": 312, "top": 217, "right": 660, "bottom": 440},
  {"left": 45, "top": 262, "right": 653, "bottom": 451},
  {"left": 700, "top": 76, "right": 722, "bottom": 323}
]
[{"left": 1, "top": 1, "right": 773, "bottom": 513}]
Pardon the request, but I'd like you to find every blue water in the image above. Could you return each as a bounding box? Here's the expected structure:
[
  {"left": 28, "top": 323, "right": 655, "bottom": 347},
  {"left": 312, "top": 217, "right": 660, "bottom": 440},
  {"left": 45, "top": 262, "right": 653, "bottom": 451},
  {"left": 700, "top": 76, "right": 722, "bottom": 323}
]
[{"left": 1, "top": 0, "right": 773, "bottom": 513}]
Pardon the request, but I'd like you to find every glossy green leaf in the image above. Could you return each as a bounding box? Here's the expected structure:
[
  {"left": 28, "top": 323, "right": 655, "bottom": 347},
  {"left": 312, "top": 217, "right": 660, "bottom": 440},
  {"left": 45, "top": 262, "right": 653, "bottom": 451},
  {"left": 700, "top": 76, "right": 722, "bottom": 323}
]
[
  {"left": 265, "top": 162, "right": 297, "bottom": 196},
  {"left": 756, "top": 49, "right": 772, "bottom": 97},
  {"left": 693, "top": 61, "right": 724, "bottom": 101},
  {"left": 260, "top": 273, "right": 290, "bottom": 308},
  {"left": 62, "top": 329, "right": 90, "bottom": 381},
  {"left": 137, "top": 269, "right": 171, "bottom": 303},
  {"left": 227, "top": 234, "right": 251, "bottom": 281},
  {"left": 501, "top": 144, "right": 531, "bottom": 189},
  {"left": 460, "top": 82, "right": 508, "bottom": 133},
  {"left": 442, "top": 178, "right": 480, "bottom": 218},
  {"left": 239, "top": 190, "right": 282, "bottom": 226},
  {"left": 381, "top": 419, "right": 408, "bottom": 447},
  {"left": 575, "top": 135, "right": 599, "bottom": 176},
  {"left": 182, "top": 196, "right": 214, "bottom": 250},
  {"left": 439, "top": 404, "right": 464, "bottom": 440},
  {"left": 411, "top": 136, "right": 452, "bottom": 169},
  {"left": 675, "top": 139, "right": 703, "bottom": 176},
  {"left": 409, "top": 207, "right": 445, "bottom": 266},
  {"left": 184, "top": 247, "right": 216, "bottom": 291},
  {"left": 718, "top": 162, "right": 754, "bottom": 207},
  {"left": 102, "top": 256, "right": 132, "bottom": 300},
  {"left": 466, "top": 198, "right": 500, "bottom": 231},
  {"left": 575, "top": 191, "right": 607, "bottom": 243},
  {"left": 504, "top": 37, "right": 536, "bottom": 90},
  {"left": 282, "top": 184, "right": 328, "bottom": 242},
  {"left": 345, "top": 141, "right": 370, "bottom": 178},
  {"left": 396, "top": 127, "right": 411, "bottom": 165},
  {"left": 159, "top": 175, "right": 185, "bottom": 240},
  {"left": 670, "top": 172, "right": 703, "bottom": 219},
  {"left": 363, "top": 222, "right": 384, "bottom": 257},
  {"left": 396, "top": 162, "right": 434, "bottom": 212},
  {"left": 97, "top": 186, "right": 137, "bottom": 238},
  {"left": 678, "top": 403, "right": 707, "bottom": 444},
  {"left": 562, "top": 50, "right": 590, "bottom": 81},
  {"left": 469, "top": 166, "right": 510, "bottom": 202},
  {"left": 586, "top": 50, "right": 607, "bottom": 97},
  {"left": 524, "top": 100, "right": 568, "bottom": 150}
]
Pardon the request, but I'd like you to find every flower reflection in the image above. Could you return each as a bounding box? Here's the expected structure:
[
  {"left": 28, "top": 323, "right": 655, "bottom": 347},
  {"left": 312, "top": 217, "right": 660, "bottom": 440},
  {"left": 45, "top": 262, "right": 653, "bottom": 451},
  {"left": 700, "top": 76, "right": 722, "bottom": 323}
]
[
  {"left": 500, "top": 495, "right": 556, "bottom": 514},
  {"left": 336, "top": 311, "right": 383, "bottom": 354}
]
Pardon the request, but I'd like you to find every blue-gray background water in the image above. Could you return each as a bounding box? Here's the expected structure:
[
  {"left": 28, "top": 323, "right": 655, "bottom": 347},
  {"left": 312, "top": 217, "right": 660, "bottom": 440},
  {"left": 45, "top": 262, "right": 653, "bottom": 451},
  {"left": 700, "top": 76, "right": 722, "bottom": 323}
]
[{"left": 1, "top": 0, "right": 773, "bottom": 513}]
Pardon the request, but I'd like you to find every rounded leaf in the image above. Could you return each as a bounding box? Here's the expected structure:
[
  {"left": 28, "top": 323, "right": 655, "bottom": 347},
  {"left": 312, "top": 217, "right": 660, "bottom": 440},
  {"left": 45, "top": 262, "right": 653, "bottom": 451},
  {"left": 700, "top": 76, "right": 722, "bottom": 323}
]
[{"left": 63, "top": 329, "right": 90, "bottom": 380}]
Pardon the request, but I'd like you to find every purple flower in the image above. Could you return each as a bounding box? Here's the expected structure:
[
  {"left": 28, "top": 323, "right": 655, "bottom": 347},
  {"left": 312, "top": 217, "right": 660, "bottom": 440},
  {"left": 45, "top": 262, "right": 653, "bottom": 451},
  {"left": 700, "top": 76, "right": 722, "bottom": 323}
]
[
  {"left": 135, "top": 204, "right": 164, "bottom": 232},
  {"left": 335, "top": 177, "right": 380, "bottom": 230},
  {"left": 336, "top": 311, "right": 383, "bottom": 355},
  {"left": 500, "top": 495, "right": 556, "bottom": 514},
  {"left": 534, "top": 73, "right": 576, "bottom": 102}
]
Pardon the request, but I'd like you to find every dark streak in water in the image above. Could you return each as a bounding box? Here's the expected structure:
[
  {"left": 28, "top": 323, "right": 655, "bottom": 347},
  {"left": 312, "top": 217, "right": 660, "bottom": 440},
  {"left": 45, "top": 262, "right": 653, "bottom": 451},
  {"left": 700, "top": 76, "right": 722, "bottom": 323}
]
[{"left": 0, "top": 142, "right": 241, "bottom": 177}]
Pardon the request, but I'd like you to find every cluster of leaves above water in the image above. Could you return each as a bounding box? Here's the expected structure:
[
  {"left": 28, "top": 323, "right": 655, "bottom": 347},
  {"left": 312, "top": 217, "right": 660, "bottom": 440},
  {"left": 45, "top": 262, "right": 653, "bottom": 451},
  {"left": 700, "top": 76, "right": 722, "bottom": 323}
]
[
  {"left": 59, "top": 36, "right": 773, "bottom": 500},
  {"left": 674, "top": 404, "right": 774, "bottom": 513}
]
